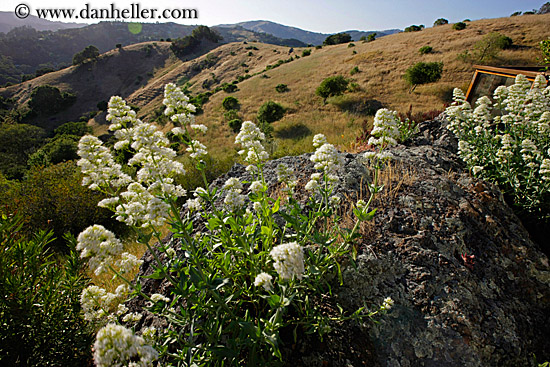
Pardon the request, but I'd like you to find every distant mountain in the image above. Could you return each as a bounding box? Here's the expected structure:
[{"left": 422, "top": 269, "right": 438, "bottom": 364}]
[
  {"left": 0, "top": 21, "right": 304, "bottom": 85},
  {"left": 0, "top": 11, "right": 85, "bottom": 33},
  {"left": 218, "top": 20, "right": 400, "bottom": 45}
]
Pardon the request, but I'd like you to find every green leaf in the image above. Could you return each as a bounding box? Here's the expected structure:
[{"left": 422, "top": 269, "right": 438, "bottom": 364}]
[
  {"left": 272, "top": 198, "right": 280, "bottom": 213},
  {"left": 142, "top": 267, "right": 165, "bottom": 280},
  {"left": 267, "top": 294, "right": 280, "bottom": 309}
]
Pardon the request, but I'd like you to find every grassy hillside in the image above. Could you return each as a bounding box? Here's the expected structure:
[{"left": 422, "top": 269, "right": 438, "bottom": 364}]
[{"left": 1, "top": 13, "right": 548, "bottom": 161}]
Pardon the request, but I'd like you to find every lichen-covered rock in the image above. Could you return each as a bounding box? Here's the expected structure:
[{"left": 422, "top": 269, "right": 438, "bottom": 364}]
[{"left": 131, "top": 116, "right": 550, "bottom": 366}]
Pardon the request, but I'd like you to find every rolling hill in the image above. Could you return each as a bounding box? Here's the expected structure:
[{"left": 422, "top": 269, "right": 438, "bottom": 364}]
[
  {"left": 217, "top": 20, "right": 400, "bottom": 45},
  {"left": 1, "top": 13, "right": 548, "bottom": 163}
]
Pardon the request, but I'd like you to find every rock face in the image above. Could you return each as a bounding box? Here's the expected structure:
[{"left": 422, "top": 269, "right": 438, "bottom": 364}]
[{"left": 133, "top": 117, "right": 550, "bottom": 366}]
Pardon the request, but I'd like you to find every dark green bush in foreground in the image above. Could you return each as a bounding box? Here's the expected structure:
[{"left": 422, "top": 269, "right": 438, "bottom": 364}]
[
  {"left": 0, "top": 214, "right": 93, "bottom": 366},
  {"left": 257, "top": 101, "right": 285, "bottom": 123}
]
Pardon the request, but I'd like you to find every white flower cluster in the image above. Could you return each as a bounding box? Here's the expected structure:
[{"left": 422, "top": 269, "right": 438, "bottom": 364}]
[
  {"left": 270, "top": 242, "right": 305, "bottom": 281},
  {"left": 94, "top": 323, "right": 158, "bottom": 367},
  {"left": 310, "top": 134, "right": 344, "bottom": 176},
  {"left": 445, "top": 74, "right": 550, "bottom": 212},
  {"left": 77, "top": 225, "right": 123, "bottom": 275},
  {"left": 382, "top": 297, "right": 394, "bottom": 310},
  {"left": 254, "top": 272, "right": 273, "bottom": 291},
  {"left": 275, "top": 163, "right": 297, "bottom": 191},
  {"left": 80, "top": 284, "right": 130, "bottom": 322},
  {"left": 368, "top": 109, "right": 400, "bottom": 149},
  {"left": 223, "top": 177, "right": 246, "bottom": 211},
  {"left": 163, "top": 82, "right": 197, "bottom": 130},
  {"left": 77, "top": 136, "right": 132, "bottom": 191},
  {"left": 235, "top": 121, "right": 269, "bottom": 172}
]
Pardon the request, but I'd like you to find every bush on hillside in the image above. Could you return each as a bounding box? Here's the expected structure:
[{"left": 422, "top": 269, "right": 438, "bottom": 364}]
[
  {"left": 228, "top": 118, "right": 242, "bottom": 133},
  {"left": 0, "top": 214, "right": 93, "bottom": 366},
  {"left": 275, "top": 83, "right": 289, "bottom": 93},
  {"left": 453, "top": 22, "right": 467, "bottom": 30},
  {"left": 170, "top": 26, "right": 222, "bottom": 57},
  {"left": 316, "top": 75, "right": 349, "bottom": 103},
  {"left": 323, "top": 33, "right": 352, "bottom": 45},
  {"left": 433, "top": 18, "right": 449, "bottom": 26},
  {"left": 72, "top": 45, "right": 99, "bottom": 65},
  {"left": 257, "top": 101, "right": 285, "bottom": 123},
  {"left": 404, "top": 25, "right": 424, "bottom": 32},
  {"left": 0, "top": 123, "right": 46, "bottom": 179},
  {"left": 419, "top": 45, "right": 434, "bottom": 54},
  {"left": 222, "top": 96, "right": 240, "bottom": 111},
  {"left": 0, "top": 161, "right": 121, "bottom": 250},
  {"left": 404, "top": 61, "right": 443, "bottom": 93},
  {"left": 28, "top": 134, "right": 80, "bottom": 166},
  {"left": 350, "top": 66, "right": 360, "bottom": 75},
  {"left": 28, "top": 85, "right": 76, "bottom": 116},
  {"left": 302, "top": 49, "right": 311, "bottom": 57},
  {"left": 367, "top": 33, "right": 376, "bottom": 42},
  {"left": 458, "top": 32, "right": 514, "bottom": 64},
  {"left": 54, "top": 121, "right": 93, "bottom": 137}
]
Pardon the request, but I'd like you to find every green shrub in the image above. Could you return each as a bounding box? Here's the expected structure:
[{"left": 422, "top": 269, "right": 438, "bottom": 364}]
[
  {"left": 323, "top": 33, "right": 352, "bottom": 45},
  {"left": 419, "top": 45, "right": 433, "bottom": 54},
  {"left": 222, "top": 96, "right": 240, "bottom": 111},
  {"left": 446, "top": 74, "right": 550, "bottom": 225},
  {"left": 222, "top": 83, "right": 238, "bottom": 93},
  {"left": 72, "top": 45, "right": 99, "bottom": 65},
  {"left": 350, "top": 66, "right": 360, "bottom": 75},
  {"left": 458, "top": 32, "right": 514, "bottom": 64},
  {"left": 0, "top": 214, "right": 93, "bottom": 366},
  {"left": 275, "top": 83, "right": 289, "bottom": 93},
  {"left": 404, "top": 61, "right": 443, "bottom": 93},
  {"left": 228, "top": 118, "right": 242, "bottom": 133},
  {"left": 433, "top": 18, "right": 449, "bottom": 26},
  {"left": 28, "top": 134, "right": 80, "bottom": 166},
  {"left": 302, "top": 49, "right": 311, "bottom": 57},
  {"left": 0, "top": 124, "right": 46, "bottom": 179},
  {"left": 404, "top": 25, "right": 424, "bottom": 32},
  {"left": 367, "top": 33, "right": 376, "bottom": 42},
  {"left": 257, "top": 101, "right": 285, "bottom": 123},
  {"left": 453, "top": 22, "right": 467, "bottom": 30},
  {"left": 316, "top": 75, "right": 349, "bottom": 103},
  {"left": 54, "top": 121, "right": 92, "bottom": 137},
  {"left": 348, "top": 43, "right": 355, "bottom": 48},
  {"left": 0, "top": 162, "right": 120, "bottom": 249},
  {"left": 28, "top": 85, "right": 76, "bottom": 116}
]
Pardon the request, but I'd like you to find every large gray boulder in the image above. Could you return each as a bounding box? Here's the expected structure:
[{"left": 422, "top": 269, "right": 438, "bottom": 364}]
[{"left": 131, "top": 116, "right": 550, "bottom": 366}]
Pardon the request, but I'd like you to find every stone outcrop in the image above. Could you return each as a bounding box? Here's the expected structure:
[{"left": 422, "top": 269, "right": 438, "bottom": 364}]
[{"left": 132, "top": 116, "right": 550, "bottom": 366}]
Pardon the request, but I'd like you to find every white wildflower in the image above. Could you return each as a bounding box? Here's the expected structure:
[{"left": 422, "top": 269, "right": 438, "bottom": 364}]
[
  {"left": 254, "top": 272, "right": 273, "bottom": 291},
  {"left": 94, "top": 324, "right": 158, "bottom": 367},
  {"left": 270, "top": 242, "right": 305, "bottom": 281},
  {"left": 77, "top": 225, "right": 123, "bottom": 276},
  {"left": 150, "top": 294, "right": 170, "bottom": 303},
  {"left": 115, "top": 252, "right": 143, "bottom": 275},
  {"left": 122, "top": 312, "right": 143, "bottom": 323},
  {"left": 249, "top": 180, "right": 265, "bottom": 195},
  {"left": 382, "top": 297, "right": 394, "bottom": 310},
  {"left": 312, "top": 133, "right": 328, "bottom": 148},
  {"left": 472, "top": 166, "right": 484, "bottom": 175}
]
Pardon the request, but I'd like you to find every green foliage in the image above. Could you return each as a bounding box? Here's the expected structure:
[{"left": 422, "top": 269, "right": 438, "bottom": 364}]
[
  {"left": 348, "top": 43, "right": 355, "bottom": 48},
  {"left": 54, "top": 121, "right": 92, "bottom": 137},
  {"left": 228, "top": 118, "right": 242, "bottom": 133},
  {"left": 275, "top": 83, "right": 289, "bottom": 93},
  {"left": 301, "top": 49, "right": 311, "bottom": 57},
  {"left": 323, "top": 33, "right": 352, "bottom": 45},
  {"left": 404, "top": 25, "right": 424, "bottom": 32},
  {"left": 419, "top": 45, "right": 434, "bottom": 54},
  {"left": 72, "top": 45, "right": 99, "bottom": 65},
  {"left": 222, "top": 83, "right": 238, "bottom": 93},
  {"left": 0, "top": 162, "right": 120, "bottom": 249},
  {"left": 433, "top": 18, "right": 449, "bottom": 26},
  {"left": 222, "top": 96, "right": 240, "bottom": 111},
  {"left": 367, "top": 33, "right": 376, "bottom": 42},
  {"left": 316, "top": 75, "right": 349, "bottom": 102},
  {"left": 0, "top": 214, "right": 93, "bottom": 366},
  {"left": 446, "top": 75, "right": 550, "bottom": 223},
  {"left": 0, "top": 123, "right": 46, "bottom": 179},
  {"left": 224, "top": 109, "right": 240, "bottom": 122},
  {"left": 170, "top": 26, "right": 222, "bottom": 57},
  {"left": 28, "top": 85, "right": 76, "bottom": 116},
  {"left": 540, "top": 39, "right": 550, "bottom": 70},
  {"left": 257, "top": 101, "right": 285, "bottom": 123},
  {"left": 458, "top": 32, "right": 514, "bottom": 64},
  {"left": 404, "top": 62, "right": 443, "bottom": 92},
  {"left": 28, "top": 134, "right": 80, "bottom": 166},
  {"left": 510, "top": 11, "right": 522, "bottom": 16},
  {"left": 452, "top": 22, "right": 467, "bottom": 30},
  {"left": 350, "top": 66, "right": 360, "bottom": 75}
]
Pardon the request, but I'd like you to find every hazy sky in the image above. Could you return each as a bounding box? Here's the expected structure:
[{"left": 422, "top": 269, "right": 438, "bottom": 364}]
[{"left": 0, "top": 0, "right": 545, "bottom": 33}]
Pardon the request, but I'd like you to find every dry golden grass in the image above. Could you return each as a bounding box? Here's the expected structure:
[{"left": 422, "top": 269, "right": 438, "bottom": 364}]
[{"left": 130, "top": 13, "right": 549, "bottom": 165}]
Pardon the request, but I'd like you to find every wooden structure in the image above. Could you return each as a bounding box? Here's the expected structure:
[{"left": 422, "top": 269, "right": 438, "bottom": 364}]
[{"left": 465, "top": 65, "right": 548, "bottom": 105}]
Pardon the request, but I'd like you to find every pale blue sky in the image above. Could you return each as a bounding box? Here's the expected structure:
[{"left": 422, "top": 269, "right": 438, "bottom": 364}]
[{"left": 0, "top": 0, "right": 545, "bottom": 32}]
